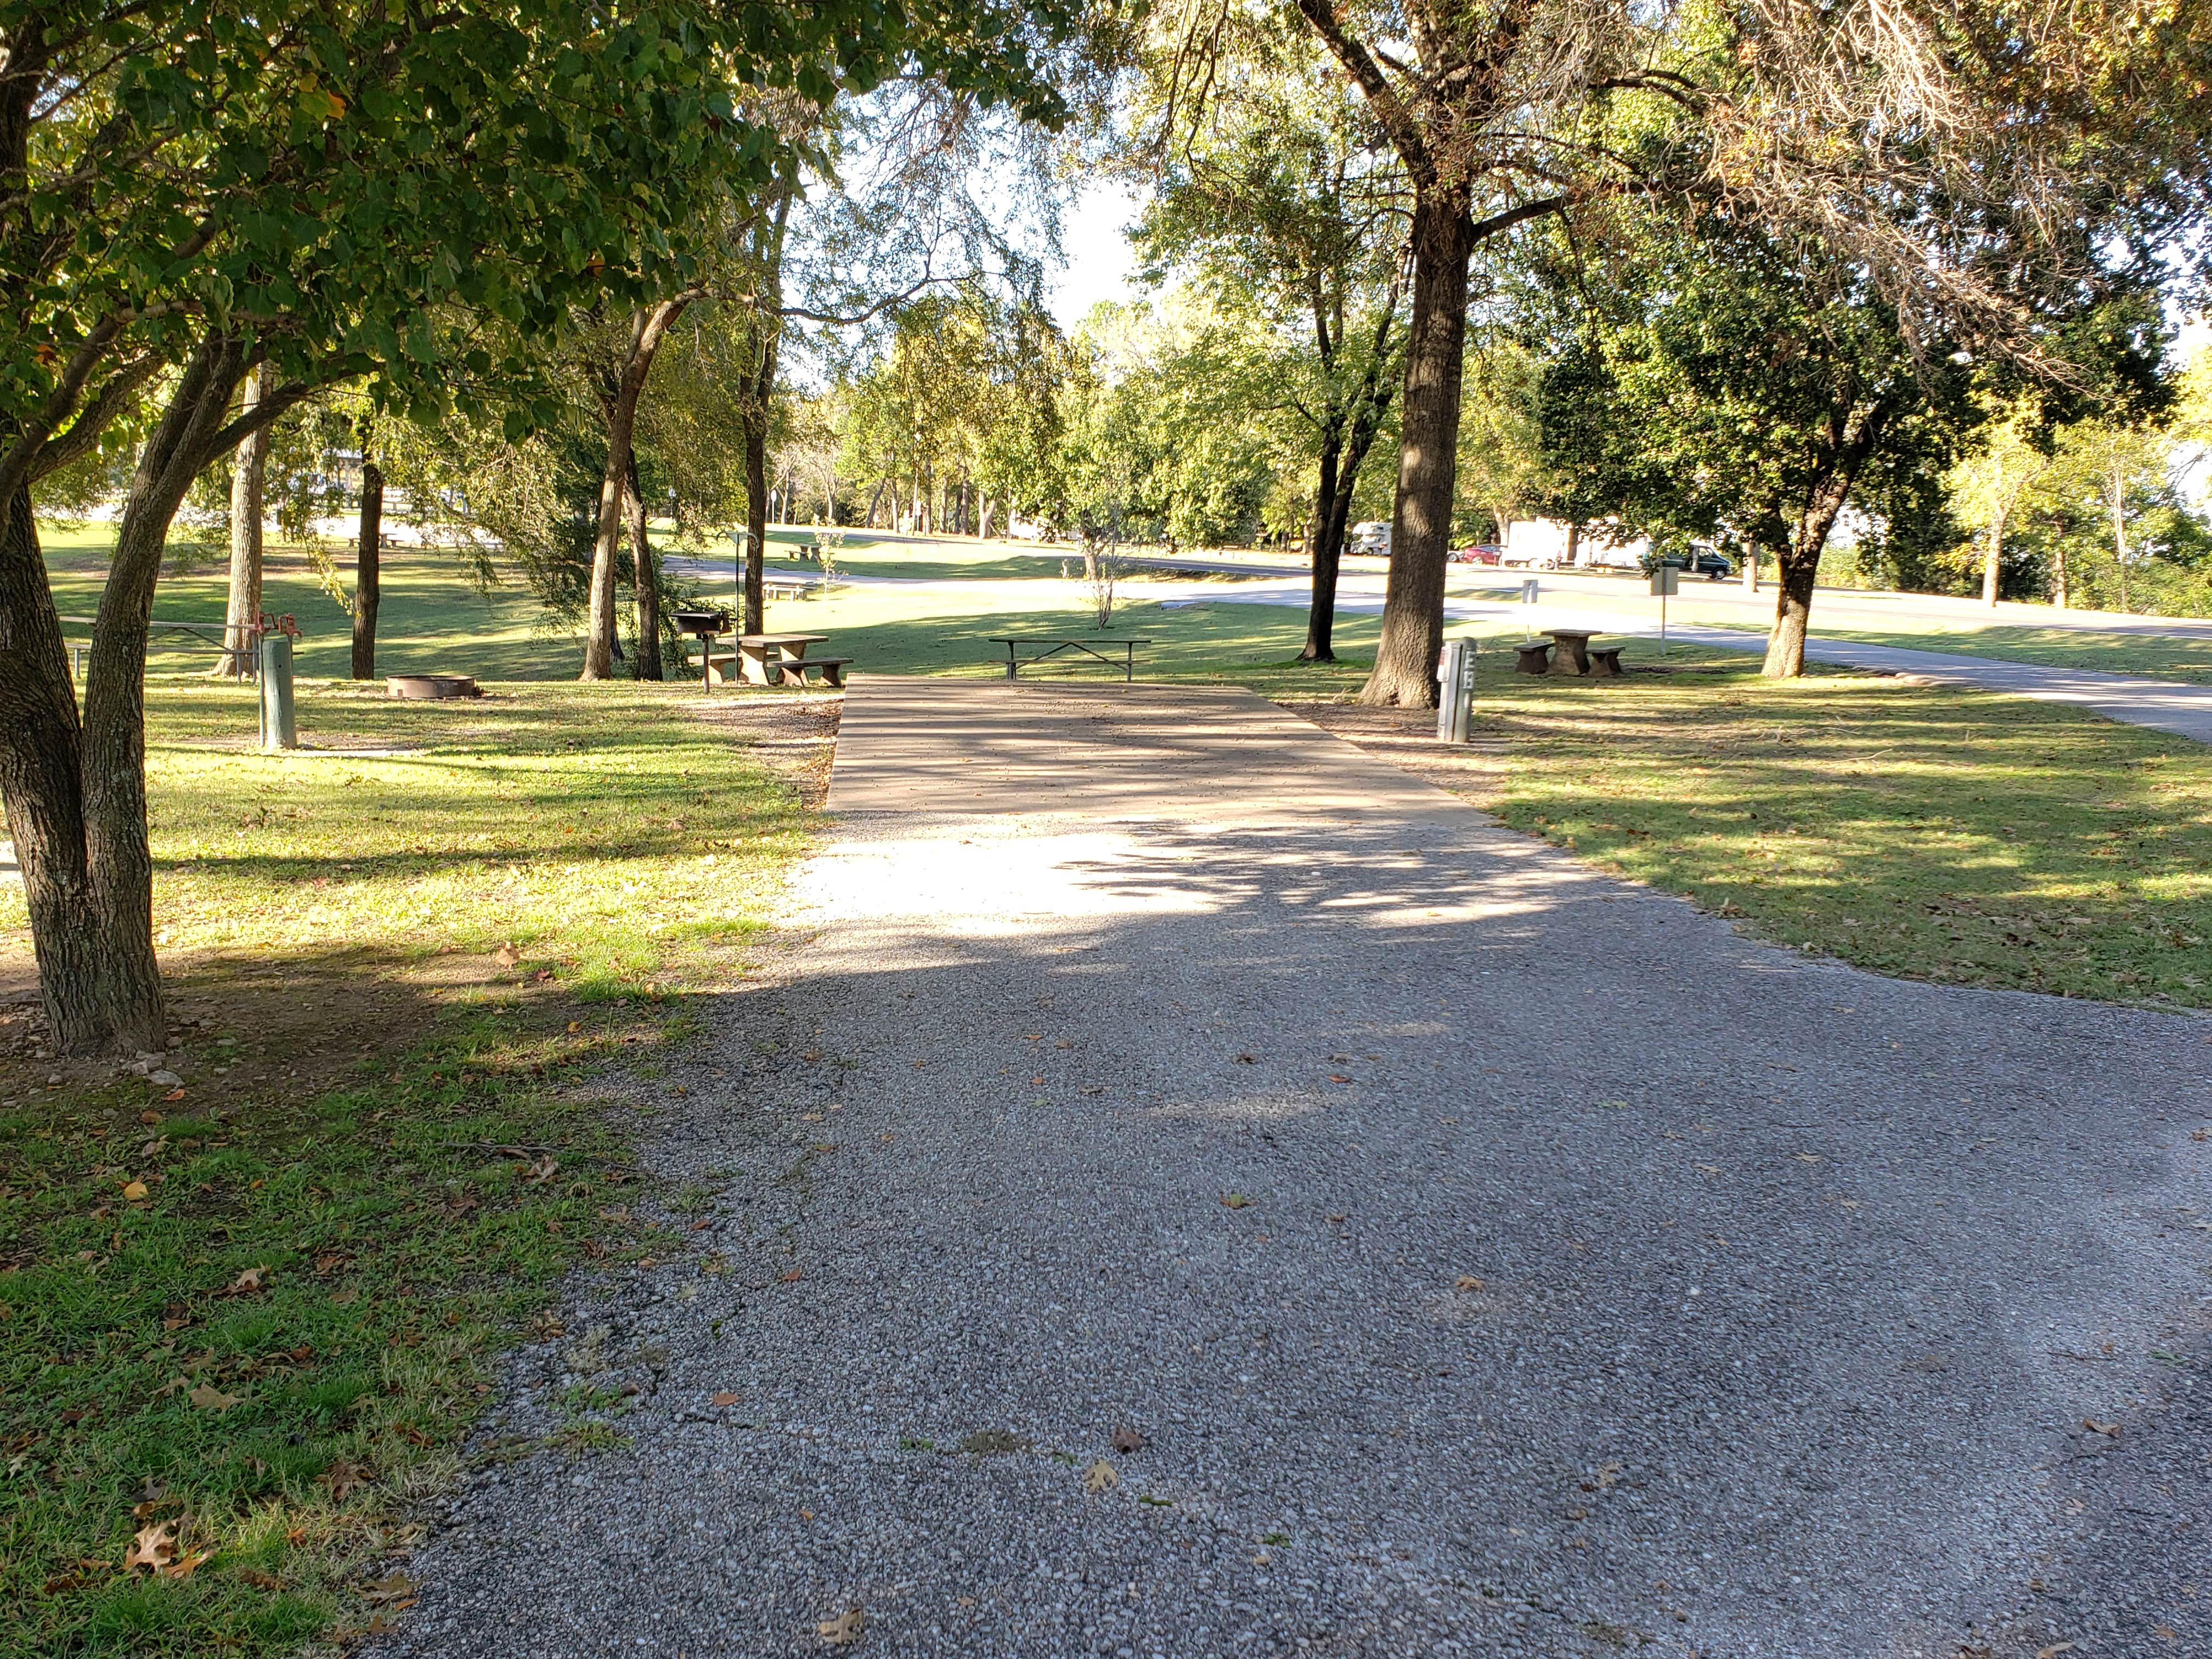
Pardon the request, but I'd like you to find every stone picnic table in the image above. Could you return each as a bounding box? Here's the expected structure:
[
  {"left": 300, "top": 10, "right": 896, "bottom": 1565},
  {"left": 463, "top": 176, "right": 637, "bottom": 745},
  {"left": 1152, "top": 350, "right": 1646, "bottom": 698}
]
[{"left": 1515, "top": 628, "right": 1625, "bottom": 678}]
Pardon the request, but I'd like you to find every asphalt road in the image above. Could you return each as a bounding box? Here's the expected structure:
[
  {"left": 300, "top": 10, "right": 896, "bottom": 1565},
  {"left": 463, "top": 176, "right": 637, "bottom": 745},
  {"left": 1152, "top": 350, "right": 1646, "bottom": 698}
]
[{"left": 373, "top": 680, "right": 2212, "bottom": 1659}]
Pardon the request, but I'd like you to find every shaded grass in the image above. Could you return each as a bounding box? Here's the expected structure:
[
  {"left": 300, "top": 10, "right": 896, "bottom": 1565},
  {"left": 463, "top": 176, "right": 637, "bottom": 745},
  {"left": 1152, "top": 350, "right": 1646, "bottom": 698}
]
[
  {"left": 0, "top": 682, "right": 806, "bottom": 1657},
  {"left": 1444, "top": 652, "right": 2212, "bottom": 1008}
]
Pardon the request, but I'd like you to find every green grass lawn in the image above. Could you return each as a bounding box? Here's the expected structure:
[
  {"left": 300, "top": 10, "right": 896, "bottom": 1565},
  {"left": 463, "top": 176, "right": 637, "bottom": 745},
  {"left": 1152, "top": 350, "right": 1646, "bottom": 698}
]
[
  {"left": 1791, "top": 622, "right": 2212, "bottom": 685},
  {"left": 1445, "top": 652, "right": 2212, "bottom": 1008},
  {"left": 1, "top": 681, "right": 809, "bottom": 1657},
  {"left": 40, "top": 524, "right": 577, "bottom": 684}
]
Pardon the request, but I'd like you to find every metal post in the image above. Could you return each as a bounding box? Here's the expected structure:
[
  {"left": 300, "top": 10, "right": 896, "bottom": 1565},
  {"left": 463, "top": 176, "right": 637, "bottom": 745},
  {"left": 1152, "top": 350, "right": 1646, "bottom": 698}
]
[
  {"left": 258, "top": 633, "right": 297, "bottom": 750},
  {"left": 1436, "top": 638, "right": 1475, "bottom": 744},
  {"left": 1650, "top": 564, "right": 1679, "bottom": 656}
]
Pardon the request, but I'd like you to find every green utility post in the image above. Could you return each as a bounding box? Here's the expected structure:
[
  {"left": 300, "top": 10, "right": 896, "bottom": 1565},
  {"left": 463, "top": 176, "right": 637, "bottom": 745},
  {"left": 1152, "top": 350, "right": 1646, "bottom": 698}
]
[{"left": 258, "top": 633, "right": 297, "bottom": 749}]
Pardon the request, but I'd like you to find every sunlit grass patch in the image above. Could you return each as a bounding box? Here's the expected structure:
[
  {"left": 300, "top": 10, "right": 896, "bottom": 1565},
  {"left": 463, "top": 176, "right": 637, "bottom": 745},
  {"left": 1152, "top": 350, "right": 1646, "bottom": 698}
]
[{"left": 1447, "top": 653, "right": 2212, "bottom": 1007}]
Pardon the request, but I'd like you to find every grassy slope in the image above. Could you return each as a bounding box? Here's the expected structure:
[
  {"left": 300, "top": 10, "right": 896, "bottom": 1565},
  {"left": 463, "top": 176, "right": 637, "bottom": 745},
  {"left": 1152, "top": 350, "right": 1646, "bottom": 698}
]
[{"left": 1, "top": 682, "right": 806, "bottom": 1657}]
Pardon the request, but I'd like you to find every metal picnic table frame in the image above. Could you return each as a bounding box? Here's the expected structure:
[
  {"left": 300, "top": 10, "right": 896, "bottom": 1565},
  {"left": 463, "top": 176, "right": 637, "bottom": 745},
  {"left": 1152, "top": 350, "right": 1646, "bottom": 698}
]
[{"left": 989, "top": 636, "right": 1153, "bottom": 682}]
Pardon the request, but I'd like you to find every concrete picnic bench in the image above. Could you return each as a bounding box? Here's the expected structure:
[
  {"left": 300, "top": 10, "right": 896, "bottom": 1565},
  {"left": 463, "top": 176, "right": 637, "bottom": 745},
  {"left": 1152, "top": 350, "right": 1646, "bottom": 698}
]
[
  {"left": 1515, "top": 629, "right": 1624, "bottom": 678},
  {"left": 672, "top": 613, "right": 849, "bottom": 689},
  {"left": 990, "top": 636, "right": 1152, "bottom": 682}
]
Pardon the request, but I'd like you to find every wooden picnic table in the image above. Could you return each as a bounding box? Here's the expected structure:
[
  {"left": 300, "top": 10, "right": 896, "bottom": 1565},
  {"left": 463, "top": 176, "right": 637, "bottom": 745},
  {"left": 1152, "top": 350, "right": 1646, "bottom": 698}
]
[{"left": 990, "top": 636, "right": 1152, "bottom": 682}]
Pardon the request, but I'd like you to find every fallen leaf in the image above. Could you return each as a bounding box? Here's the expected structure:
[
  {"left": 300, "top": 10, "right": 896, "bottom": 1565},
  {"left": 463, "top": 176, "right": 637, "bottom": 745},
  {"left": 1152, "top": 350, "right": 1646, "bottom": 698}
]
[
  {"left": 138, "top": 1110, "right": 162, "bottom": 1125},
  {"left": 1220, "top": 1193, "right": 1251, "bottom": 1210},
  {"left": 1080, "top": 1085, "right": 1105, "bottom": 1096},
  {"left": 522, "top": 1155, "right": 557, "bottom": 1184},
  {"left": 361, "top": 1573, "right": 415, "bottom": 1605},
  {"left": 238, "top": 1567, "right": 285, "bottom": 1590},
  {"left": 121, "top": 1180, "right": 148, "bottom": 1201},
  {"left": 1083, "top": 1459, "right": 1119, "bottom": 1493},
  {"left": 566, "top": 1020, "right": 582, "bottom": 1035},
  {"left": 780, "top": 1268, "right": 804, "bottom": 1282},
  {"left": 229, "top": 1266, "right": 269, "bottom": 1293},
  {"left": 1029, "top": 1075, "right": 1044, "bottom": 1086},
  {"left": 1454, "top": 1275, "right": 1486, "bottom": 1291},
  {"left": 160, "top": 1547, "right": 212, "bottom": 1581},
  {"left": 2036, "top": 1645, "right": 2076, "bottom": 1658},
  {"left": 1110, "top": 1425, "right": 1147, "bottom": 1455},
  {"left": 189, "top": 1381, "right": 244, "bottom": 1413},
  {"left": 330, "top": 1289, "right": 358, "bottom": 1306},
  {"left": 1578, "top": 1460, "right": 1624, "bottom": 1492},
  {"left": 163, "top": 1088, "right": 186, "bottom": 1102},
  {"left": 494, "top": 941, "right": 521, "bottom": 968},
  {"left": 1328, "top": 1074, "right": 1352, "bottom": 1084},
  {"left": 1234, "top": 1053, "right": 1256, "bottom": 1063},
  {"left": 817, "top": 1606, "right": 865, "bottom": 1645},
  {"left": 122, "top": 1522, "right": 176, "bottom": 1573},
  {"left": 711, "top": 1391, "right": 740, "bottom": 1406},
  {"left": 2083, "top": 1418, "right": 2120, "bottom": 1437},
  {"left": 324, "top": 1460, "right": 366, "bottom": 1500}
]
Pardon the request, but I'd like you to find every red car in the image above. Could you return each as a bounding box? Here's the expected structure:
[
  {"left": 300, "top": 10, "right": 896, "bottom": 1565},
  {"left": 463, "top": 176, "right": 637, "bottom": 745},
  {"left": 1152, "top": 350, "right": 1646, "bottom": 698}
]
[{"left": 1448, "top": 544, "right": 1503, "bottom": 565}]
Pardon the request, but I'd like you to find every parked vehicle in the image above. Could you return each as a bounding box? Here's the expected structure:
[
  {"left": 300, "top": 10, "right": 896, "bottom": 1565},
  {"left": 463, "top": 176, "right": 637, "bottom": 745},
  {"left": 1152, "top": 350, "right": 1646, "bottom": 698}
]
[
  {"left": 1651, "top": 546, "right": 1735, "bottom": 580},
  {"left": 1582, "top": 543, "right": 1645, "bottom": 572},
  {"left": 1448, "top": 544, "right": 1503, "bottom": 565},
  {"left": 1348, "top": 521, "right": 1391, "bottom": 556},
  {"left": 1497, "top": 543, "right": 1559, "bottom": 569}
]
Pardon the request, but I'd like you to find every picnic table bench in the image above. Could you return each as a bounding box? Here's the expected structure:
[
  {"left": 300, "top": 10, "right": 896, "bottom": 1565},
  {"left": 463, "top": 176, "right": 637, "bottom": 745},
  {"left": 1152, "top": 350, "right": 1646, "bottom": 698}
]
[
  {"left": 1515, "top": 629, "right": 1627, "bottom": 678},
  {"left": 990, "top": 637, "right": 1152, "bottom": 682}
]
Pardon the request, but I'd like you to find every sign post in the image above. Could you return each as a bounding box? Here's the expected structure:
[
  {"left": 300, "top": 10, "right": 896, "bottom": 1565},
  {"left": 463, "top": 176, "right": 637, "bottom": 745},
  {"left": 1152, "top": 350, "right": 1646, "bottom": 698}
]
[{"left": 1649, "top": 563, "right": 1679, "bottom": 654}]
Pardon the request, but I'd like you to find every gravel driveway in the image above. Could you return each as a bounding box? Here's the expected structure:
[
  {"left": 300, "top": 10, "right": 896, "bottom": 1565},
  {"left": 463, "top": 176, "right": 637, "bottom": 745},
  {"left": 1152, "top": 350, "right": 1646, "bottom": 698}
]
[{"left": 375, "top": 679, "right": 2212, "bottom": 1659}]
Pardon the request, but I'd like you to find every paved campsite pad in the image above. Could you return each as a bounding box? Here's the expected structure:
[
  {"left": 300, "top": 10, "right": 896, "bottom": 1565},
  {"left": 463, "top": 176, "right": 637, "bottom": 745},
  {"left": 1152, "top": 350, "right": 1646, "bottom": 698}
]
[{"left": 375, "top": 679, "right": 2211, "bottom": 1658}]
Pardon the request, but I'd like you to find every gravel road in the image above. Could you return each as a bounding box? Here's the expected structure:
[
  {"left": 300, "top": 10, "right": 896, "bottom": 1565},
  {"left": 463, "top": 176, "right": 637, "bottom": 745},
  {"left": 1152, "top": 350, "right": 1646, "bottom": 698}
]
[{"left": 373, "top": 679, "right": 2212, "bottom": 1659}]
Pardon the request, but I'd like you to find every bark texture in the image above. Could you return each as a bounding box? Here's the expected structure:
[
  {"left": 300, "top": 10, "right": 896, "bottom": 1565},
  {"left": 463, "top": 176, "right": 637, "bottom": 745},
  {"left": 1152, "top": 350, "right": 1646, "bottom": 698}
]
[
  {"left": 0, "top": 330, "right": 303, "bottom": 1052},
  {"left": 1359, "top": 185, "right": 1472, "bottom": 706},
  {"left": 352, "top": 453, "right": 382, "bottom": 680},
  {"left": 217, "top": 363, "right": 274, "bottom": 678},
  {"left": 1762, "top": 403, "right": 1887, "bottom": 678},
  {"left": 583, "top": 298, "right": 690, "bottom": 680},
  {"left": 626, "top": 450, "right": 662, "bottom": 680}
]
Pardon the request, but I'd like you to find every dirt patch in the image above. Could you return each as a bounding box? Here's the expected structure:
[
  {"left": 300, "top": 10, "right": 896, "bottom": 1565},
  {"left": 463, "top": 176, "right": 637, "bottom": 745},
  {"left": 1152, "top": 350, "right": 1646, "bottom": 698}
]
[
  {"left": 686, "top": 689, "right": 842, "bottom": 809},
  {"left": 1280, "top": 699, "right": 1511, "bottom": 809}
]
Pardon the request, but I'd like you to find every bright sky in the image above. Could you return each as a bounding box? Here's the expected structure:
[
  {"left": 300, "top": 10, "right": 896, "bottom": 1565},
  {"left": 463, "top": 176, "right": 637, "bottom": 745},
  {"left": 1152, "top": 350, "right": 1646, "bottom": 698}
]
[{"left": 1043, "top": 181, "right": 1146, "bottom": 331}]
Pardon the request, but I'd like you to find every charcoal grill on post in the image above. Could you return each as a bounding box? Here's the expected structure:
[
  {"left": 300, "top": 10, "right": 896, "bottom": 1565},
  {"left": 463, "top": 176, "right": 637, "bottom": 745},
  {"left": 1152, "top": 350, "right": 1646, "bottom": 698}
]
[{"left": 673, "top": 609, "right": 731, "bottom": 689}]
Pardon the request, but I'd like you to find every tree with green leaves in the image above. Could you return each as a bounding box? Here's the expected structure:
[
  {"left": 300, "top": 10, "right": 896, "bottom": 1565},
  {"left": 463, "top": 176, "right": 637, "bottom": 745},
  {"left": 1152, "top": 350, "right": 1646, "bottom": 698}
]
[
  {"left": 1122, "top": 14, "right": 1409, "bottom": 659},
  {"left": 0, "top": 0, "right": 1072, "bottom": 1054}
]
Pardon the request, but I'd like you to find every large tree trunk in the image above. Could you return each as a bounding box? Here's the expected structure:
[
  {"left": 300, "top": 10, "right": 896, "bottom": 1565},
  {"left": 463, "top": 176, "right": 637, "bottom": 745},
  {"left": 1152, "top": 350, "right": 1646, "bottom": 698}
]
[
  {"left": 1764, "top": 438, "right": 1877, "bottom": 677},
  {"left": 742, "top": 409, "right": 770, "bottom": 635},
  {"left": 627, "top": 453, "right": 662, "bottom": 680},
  {"left": 1359, "top": 184, "right": 1472, "bottom": 707},
  {"left": 583, "top": 299, "right": 689, "bottom": 680},
  {"left": 1301, "top": 438, "right": 1345, "bottom": 662},
  {"left": 352, "top": 451, "right": 382, "bottom": 679},
  {"left": 1981, "top": 513, "right": 2002, "bottom": 606},
  {"left": 4, "top": 330, "right": 300, "bottom": 1053},
  {"left": 0, "top": 486, "right": 110, "bottom": 1049},
  {"left": 215, "top": 363, "right": 274, "bottom": 679}
]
